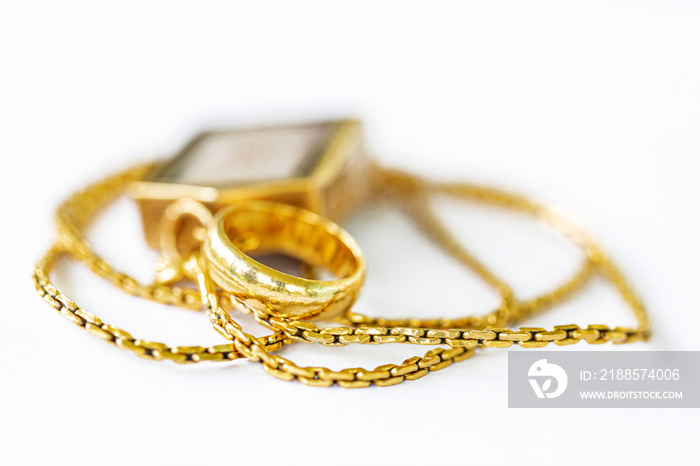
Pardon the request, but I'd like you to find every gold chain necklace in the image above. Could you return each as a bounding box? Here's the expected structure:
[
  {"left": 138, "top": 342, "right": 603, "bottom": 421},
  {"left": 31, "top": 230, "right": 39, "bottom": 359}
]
[{"left": 34, "top": 155, "right": 650, "bottom": 387}]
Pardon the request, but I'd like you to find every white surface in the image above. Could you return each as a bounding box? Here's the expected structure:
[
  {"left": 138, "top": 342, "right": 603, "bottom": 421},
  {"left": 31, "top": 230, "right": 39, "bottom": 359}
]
[{"left": 2, "top": 1, "right": 699, "bottom": 464}]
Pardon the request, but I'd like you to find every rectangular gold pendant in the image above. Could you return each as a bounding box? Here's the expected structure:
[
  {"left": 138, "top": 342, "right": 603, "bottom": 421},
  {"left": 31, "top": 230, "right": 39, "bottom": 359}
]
[{"left": 130, "top": 119, "right": 372, "bottom": 250}]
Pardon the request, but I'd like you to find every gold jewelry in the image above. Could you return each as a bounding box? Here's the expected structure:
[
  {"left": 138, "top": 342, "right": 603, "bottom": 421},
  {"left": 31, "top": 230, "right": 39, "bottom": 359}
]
[
  {"left": 33, "top": 119, "right": 652, "bottom": 388},
  {"left": 202, "top": 201, "right": 365, "bottom": 321}
]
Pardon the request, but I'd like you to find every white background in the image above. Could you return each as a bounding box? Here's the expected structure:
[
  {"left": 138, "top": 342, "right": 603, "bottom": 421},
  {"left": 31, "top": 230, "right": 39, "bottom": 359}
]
[{"left": 2, "top": 1, "right": 699, "bottom": 464}]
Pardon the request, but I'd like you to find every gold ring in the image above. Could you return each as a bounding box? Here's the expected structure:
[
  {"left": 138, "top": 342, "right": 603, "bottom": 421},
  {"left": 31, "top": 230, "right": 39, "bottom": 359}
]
[{"left": 202, "top": 201, "right": 365, "bottom": 320}]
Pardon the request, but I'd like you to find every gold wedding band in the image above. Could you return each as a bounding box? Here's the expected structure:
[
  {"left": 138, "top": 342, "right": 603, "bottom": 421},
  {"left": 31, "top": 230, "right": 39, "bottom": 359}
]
[{"left": 202, "top": 201, "right": 365, "bottom": 320}]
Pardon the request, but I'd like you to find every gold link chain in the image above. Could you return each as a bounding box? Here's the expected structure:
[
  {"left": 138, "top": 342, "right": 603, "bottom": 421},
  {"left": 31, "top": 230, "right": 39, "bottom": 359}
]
[
  {"left": 33, "top": 161, "right": 651, "bottom": 387},
  {"left": 33, "top": 245, "right": 291, "bottom": 363}
]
